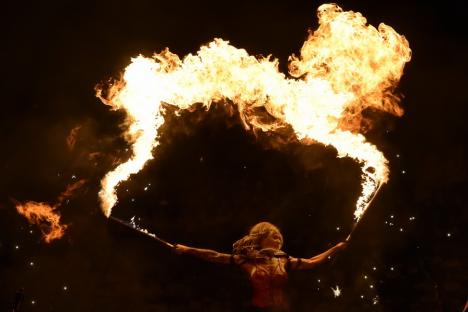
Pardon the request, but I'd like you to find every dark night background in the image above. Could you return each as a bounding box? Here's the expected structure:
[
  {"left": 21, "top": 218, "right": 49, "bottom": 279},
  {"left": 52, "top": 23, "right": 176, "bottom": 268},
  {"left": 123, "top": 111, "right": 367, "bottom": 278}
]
[{"left": 0, "top": 0, "right": 466, "bottom": 311}]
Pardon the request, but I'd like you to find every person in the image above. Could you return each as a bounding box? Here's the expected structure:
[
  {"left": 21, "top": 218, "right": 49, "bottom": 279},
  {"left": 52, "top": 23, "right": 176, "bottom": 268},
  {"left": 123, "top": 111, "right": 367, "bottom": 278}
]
[
  {"left": 12, "top": 288, "right": 24, "bottom": 312},
  {"left": 174, "top": 221, "right": 347, "bottom": 311}
]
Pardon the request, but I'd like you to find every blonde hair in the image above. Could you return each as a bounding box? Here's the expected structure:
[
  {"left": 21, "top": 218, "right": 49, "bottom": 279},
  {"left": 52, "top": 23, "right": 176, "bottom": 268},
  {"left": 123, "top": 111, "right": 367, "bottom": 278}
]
[{"left": 232, "top": 222, "right": 283, "bottom": 257}]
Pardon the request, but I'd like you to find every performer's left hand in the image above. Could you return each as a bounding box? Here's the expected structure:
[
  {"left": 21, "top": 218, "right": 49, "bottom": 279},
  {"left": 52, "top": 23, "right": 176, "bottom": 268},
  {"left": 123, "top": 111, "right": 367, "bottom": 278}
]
[
  {"left": 173, "top": 244, "right": 189, "bottom": 255},
  {"left": 334, "top": 241, "right": 348, "bottom": 251}
]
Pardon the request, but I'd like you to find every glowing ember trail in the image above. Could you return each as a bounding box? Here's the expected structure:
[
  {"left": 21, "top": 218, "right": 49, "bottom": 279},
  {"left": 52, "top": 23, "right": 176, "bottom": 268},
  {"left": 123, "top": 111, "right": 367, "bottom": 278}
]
[
  {"left": 97, "top": 3, "right": 411, "bottom": 221},
  {"left": 14, "top": 180, "right": 86, "bottom": 242}
]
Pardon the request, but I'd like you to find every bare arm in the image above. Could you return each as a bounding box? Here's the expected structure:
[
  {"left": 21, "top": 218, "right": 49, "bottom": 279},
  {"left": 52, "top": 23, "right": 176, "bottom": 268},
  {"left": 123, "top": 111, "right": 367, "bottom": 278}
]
[
  {"left": 174, "top": 244, "right": 234, "bottom": 265},
  {"left": 289, "top": 242, "right": 347, "bottom": 270}
]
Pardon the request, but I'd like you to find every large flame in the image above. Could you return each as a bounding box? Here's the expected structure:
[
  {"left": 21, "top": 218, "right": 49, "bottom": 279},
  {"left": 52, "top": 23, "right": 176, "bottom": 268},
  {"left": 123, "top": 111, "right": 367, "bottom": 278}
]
[
  {"left": 14, "top": 180, "right": 86, "bottom": 242},
  {"left": 97, "top": 4, "right": 411, "bottom": 220}
]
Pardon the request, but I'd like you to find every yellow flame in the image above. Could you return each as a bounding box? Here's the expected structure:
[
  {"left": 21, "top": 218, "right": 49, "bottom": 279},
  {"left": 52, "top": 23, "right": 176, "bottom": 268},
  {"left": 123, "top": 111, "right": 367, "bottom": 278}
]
[{"left": 97, "top": 3, "right": 411, "bottom": 220}]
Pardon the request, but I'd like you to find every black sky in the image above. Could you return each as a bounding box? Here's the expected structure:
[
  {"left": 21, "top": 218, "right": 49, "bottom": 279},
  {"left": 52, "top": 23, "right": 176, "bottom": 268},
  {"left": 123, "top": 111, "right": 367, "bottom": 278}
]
[{"left": 1, "top": 0, "right": 467, "bottom": 311}]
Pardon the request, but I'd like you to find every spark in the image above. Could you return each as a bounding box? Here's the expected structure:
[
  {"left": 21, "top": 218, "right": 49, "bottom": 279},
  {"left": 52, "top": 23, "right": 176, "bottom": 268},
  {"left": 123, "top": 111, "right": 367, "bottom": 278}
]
[
  {"left": 15, "top": 245, "right": 19, "bottom": 250},
  {"left": 364, "top": 275, "right": 368, "bottom": 279},
  {"left": 360, "top": 295, "right": 364, "bottom": 299},
  {"left": 409, "top": 216, "right": 415, "bottom": 221},
  {"left": 390, "top": 267, "right": 394, "bottom": 271},
  {"left": 336, "top": 226, "right": 340, "bottom": 231},
  {"left": 370, "top": 284, "right": 374, "bottom": 289},
  {"left": 331, "top": 285, "right": 341, "bottom": 297},
  {"left": 399, "top": 227, "right": 404, "bottom": 232},
  {"left": 447, "top": 233, "right": 451, "bottom": 237},
  {"left": 402, "top": 170, "right": 406, "bottom": 174},
  {"left": 396, "top": 154, "right": 400, "bottom": 158},
  {"left": 63, "top": 285, "right": 68, "bottom": 291},
  {"left": 372, "top": 266, "right": 377, "bottom": 271},
  {"left": 31, "top": 300, "right": 36, "bottom": 305},
  {"left": 29, "top": 261, "right": 34, "bottom": 266}
]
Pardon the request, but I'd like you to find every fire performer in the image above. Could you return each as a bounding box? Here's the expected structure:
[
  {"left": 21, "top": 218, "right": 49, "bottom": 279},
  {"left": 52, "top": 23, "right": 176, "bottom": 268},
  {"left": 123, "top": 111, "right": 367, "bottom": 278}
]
[{"left": 174, "top": 221, "right": 347, "bottom": 311}]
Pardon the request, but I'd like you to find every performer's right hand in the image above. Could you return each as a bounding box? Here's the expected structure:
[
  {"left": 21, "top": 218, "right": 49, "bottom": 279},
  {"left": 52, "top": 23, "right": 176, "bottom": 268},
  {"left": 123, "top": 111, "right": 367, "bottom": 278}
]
[
  {"left": 173, "top": 244, "right": 188, "bottom": 255},
  {"left": 334, "top": 241, "right": 348, "bottom": 250}
]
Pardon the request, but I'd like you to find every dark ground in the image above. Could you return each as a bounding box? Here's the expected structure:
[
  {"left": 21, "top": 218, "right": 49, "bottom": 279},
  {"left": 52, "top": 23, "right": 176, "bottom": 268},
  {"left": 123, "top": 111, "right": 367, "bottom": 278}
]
[{"left": 0, "top": 0, "right": 467, "bottom": 311}]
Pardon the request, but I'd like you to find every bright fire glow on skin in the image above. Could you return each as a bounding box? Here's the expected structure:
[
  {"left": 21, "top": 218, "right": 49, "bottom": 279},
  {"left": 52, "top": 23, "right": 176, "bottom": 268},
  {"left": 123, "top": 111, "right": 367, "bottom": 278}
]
[{"left": 97, "top": 3, "right": 411, "bottom": 222}]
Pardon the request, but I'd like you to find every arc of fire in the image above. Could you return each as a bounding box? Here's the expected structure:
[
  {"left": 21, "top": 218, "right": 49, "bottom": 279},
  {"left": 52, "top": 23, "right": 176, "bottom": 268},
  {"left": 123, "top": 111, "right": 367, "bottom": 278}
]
[{"left": 97, "top": 3, "right": 411, "bottom": 230}]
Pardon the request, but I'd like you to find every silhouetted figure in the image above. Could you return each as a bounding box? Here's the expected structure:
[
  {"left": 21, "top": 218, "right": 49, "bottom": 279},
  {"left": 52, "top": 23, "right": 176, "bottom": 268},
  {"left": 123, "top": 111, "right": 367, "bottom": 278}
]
[
  {"left": 174, "top": 222, "right": 346, "bottom": 311},
  {"left": 12, "top": 288, "right": 24, "bottom": 312}
]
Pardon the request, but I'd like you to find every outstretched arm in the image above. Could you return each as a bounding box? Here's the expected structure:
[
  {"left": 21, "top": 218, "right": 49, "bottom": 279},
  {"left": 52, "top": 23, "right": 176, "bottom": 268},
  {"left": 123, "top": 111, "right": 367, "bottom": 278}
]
[
  {"left": 289, "top": 242, "right": 347, "bottom": 270},
  {"left": 174, "top": 244, "right": 234, "bottom": 265}
]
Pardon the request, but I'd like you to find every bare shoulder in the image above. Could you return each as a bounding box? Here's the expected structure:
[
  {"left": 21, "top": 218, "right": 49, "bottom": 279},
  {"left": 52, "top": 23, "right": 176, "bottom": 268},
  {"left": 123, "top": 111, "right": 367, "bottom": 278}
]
[
  {"left": 287, "top": 256, "right": 312, "bottom": 270},
  {"left": 232, "top": 255, "right": 255, "bottom": 272}
]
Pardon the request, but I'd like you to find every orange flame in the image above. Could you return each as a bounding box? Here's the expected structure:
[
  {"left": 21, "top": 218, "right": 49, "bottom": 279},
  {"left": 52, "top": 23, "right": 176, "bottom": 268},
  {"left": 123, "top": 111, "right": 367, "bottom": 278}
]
[
  {"left": 14, "top": 179, "right": 86, "bottom": 242},
  {"left": 15, "top": 201, "right": 67, "bottom": 243},
  {"left": 97, "top": 4, "right": 411, "bottom": 221}
]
